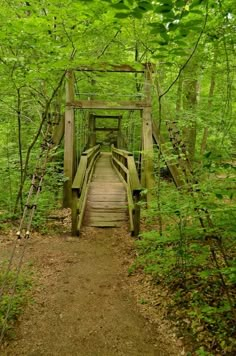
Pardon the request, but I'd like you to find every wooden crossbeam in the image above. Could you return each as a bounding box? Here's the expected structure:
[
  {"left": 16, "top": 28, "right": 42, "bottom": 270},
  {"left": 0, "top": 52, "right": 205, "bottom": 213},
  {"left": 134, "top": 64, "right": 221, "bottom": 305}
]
[
  {"left": 93, "top": 115, "right": 122, "bottom": 119},
  {"left": 95, "top": 128, "right": 119, "bottom": 131},
  {"left": 70, "top": 100, "right": 148, "bottom": 110},
  {"left": 74, "top": 64, "right": 146, "bottom": 73}
]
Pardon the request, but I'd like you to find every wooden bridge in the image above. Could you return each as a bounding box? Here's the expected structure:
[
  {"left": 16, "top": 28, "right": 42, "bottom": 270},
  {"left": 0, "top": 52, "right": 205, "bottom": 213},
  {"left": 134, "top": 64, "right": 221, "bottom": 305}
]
[
  {"left": 71, "top": 145, "right": 141, "bottom": 236},
  {"left": 49, "top": 63, "right": 192, "bottom": 236}
]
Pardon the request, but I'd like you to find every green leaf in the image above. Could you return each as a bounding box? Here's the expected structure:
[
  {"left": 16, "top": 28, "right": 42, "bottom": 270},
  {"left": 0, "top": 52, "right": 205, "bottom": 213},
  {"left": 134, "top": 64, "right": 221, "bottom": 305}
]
[
  {"left": 154, "top": 4, "right": 173, "bottom": 14},
  {"left": 204, "top": 151, "right": 212, "bottom": 158},
  {"left": 132, "top": 8, "right": 143, "bottom": 19},
  {"left": 115, "top": 12, "right": 130, "bottom": 18},
  {"left": 111, "top": 3, "right": 130, "bottom": 10},
  {"left": 138, "top": 1, "right": 153, "bottom": 11},
  {"left": 148, "top": 22, "right": 166, "bottom": 32}
]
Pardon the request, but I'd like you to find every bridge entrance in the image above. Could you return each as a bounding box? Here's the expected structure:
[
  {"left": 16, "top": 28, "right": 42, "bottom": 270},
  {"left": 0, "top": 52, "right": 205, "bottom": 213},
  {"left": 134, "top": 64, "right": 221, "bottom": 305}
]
[{"left": 63, "top": 63, "right": 155, "bottom": 210}]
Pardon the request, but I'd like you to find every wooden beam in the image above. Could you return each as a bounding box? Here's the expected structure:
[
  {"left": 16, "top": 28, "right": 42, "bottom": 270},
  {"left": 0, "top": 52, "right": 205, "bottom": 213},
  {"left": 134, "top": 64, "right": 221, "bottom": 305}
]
[
  {"left": 141, "top": 64, "right": 155, "bottom": 206},
  {"left": 94, "top": 115, "right": 122, "bottom": 119},
  {"left": 70, "top": 100, "right": 148, "bottom": 110},
  {"left": 152, "top": 120, "right": 185, "bottom": 187},
  {"left": 95, "top": 127, "right": 119, "bottom": 131},
  {"left": 52, "top": 114, "right": 65, "bottom": 146},
  {"left": 88, "top": 113, "right": 96, "bottom": 147},
  {"left": 63, "top": 70, "right": 75, "bottom": 208},
  {"left": 74, "top": 63, "right": 147, "bottom": 73}
]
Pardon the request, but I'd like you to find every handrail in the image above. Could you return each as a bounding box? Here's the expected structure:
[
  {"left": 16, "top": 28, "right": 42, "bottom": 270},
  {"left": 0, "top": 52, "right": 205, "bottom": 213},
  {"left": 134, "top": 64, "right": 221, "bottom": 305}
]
[
  {"left": 111, "top": 145, "right": 142, "bottom": 236},
  {"left": 71, "top": 144, "right": 100, "bottom": 235}
]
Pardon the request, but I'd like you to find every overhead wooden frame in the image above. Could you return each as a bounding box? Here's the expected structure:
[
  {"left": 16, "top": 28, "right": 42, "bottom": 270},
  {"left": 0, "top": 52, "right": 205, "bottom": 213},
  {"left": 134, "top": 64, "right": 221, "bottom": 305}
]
[
  {"left": 69, "top": 100, "right": 148, "bottom": 110},
  {"left": 64, "top": 63, "right": 155, "bottom": 208},
  {"left": 93, "top": 114, "right": 122, "bottom": 119},
  {"left": 74, "top": 63, "right": 152, "bottom": 73}
]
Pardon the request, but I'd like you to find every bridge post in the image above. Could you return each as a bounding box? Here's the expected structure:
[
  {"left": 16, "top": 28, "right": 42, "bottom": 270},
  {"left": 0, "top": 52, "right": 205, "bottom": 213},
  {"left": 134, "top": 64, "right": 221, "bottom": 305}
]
[
  {"left": 88, "top": 113, "right": 96, "bottom": 147},
  {"left": 141, "top": 63, "right": 155, "bottom": 206},
  {"left": 63, "top": 70, "right": 76, "bottom": 208}
]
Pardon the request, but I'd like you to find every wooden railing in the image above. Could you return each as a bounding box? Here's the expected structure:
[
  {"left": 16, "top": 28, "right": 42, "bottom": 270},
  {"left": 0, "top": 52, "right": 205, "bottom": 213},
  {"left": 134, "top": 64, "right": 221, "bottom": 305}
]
[
  {"left": 111, "top": 145, "right": 142, "bottom": 236},
  {"left": 71, "top": 144, "right": 100, "bottom": 235}
]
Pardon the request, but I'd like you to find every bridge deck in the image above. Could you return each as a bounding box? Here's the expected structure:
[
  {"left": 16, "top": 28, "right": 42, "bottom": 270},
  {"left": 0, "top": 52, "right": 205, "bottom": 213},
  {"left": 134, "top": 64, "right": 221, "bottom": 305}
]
[{"left": 83, "top": 153, "right": 128, "bottom": 227}]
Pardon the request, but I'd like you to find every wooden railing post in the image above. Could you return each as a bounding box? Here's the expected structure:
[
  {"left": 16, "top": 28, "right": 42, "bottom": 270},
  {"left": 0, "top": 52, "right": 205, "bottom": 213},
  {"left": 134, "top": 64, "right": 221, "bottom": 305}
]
[
  {"left": 141, "top": 63, "right": 155, "bottom": 206},
  {"left": 111, "top": 146, "right": 142, "bottom": 236},
  {"left": 132, "top": 193, "right": 141, "bottom": 237},
  {"left": 64, "top": 70, "right": 75, "bottom": 208},
  {"left": 71, "top": 145, "right": 100, "bottom": 236}
]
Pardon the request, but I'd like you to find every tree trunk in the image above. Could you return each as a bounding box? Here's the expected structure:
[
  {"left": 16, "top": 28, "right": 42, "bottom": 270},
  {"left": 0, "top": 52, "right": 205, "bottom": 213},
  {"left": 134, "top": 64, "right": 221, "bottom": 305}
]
[
  {"left": 182, "top": 58, "right": 199, "bottom": 162},
  {"left": 200, "top": 42, "right": 218, "bottom": 155}
]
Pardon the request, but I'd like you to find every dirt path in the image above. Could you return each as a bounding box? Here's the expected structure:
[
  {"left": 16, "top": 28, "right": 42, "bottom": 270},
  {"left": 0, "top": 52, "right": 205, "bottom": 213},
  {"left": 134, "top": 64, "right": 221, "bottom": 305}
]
[{"left": 1, "top": 225, "right": 185, "bottom": 356}]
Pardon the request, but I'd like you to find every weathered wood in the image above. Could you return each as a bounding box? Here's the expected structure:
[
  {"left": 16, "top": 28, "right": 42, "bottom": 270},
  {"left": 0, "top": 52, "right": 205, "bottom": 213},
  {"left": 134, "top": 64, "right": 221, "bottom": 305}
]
[
  {"left": 111, "top": 146, "right": 142, "bottom": 236},
  {"left": 152, "top": 120, "right": 185, "bottom": 187},
  {"left": 141, "top": 64, "right": 155, "bottom": 205},
  {"left": 52, "top": 114, "right": 65, "bottom": 146},
  {"left": 70, "top": 100, "right": 148, "bottom": 110},
  {"left": 87, "top": 195, "right": 127, "bottom": 202},
  {"left": 85, "top": 212, "right": 127, "bottom": 220},
  {"left": 83, "top": 153, "right": 128, "bottom": 228},
  {"left": 127, "top": 156, "right": 142, "bottom": 193},
  {"left": 88, "top": 113, "right": 96, "bottom": 147},
  {"left": 87, "top": 201, "right": 127, "bottom": 208},
  {"left": 74, "top": 63, "right": 147, "bottom": 73},
  {"left": 71, "top": 145, "right": 101, "bottom": 235},
  {"left": 132, "top": 194, "right": 141, "bottom": 237},
  {"left": 94, "top": 115, "right": 122, "bottom": 119},
  {"left": 71, "top": 189, "right": 79, "bottom": 235},
  {"left": 112, "top": 145, "right": 132, "bottom": 158},
  {"left": 72, "top": 156, "right": 87, "bottom": 193},
  {"left": 63, "top": 70, "right": 75, "bottom": 208},
  {"left": 95, "top": 127, "right": 119, "bottom": 131},
  {"left": 86, "top": 221, "right": 123, "bottom": 227}
]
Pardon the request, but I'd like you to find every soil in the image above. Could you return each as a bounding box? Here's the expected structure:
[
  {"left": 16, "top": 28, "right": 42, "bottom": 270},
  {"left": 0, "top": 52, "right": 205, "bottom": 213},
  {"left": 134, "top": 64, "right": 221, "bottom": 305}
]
[{"left": 0, "top": 212, "right": 186, "bottom": 356}]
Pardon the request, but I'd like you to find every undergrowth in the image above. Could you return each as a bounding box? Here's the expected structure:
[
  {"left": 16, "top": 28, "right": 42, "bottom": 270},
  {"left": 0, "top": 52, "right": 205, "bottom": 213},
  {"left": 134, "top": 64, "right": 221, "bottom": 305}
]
[
  {"left": 0, "top": 267, "right": 32, "bottom": 340},
  {"left": 133, "top": 165, "right": 236, "bottom": 355}
]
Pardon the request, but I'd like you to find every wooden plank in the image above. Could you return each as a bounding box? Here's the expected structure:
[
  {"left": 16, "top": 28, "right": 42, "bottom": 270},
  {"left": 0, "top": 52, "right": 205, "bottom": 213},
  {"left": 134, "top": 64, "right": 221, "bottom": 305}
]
[
  {"left": 152, "top": 120, "right": 185, "bottom": 187},
  {"left": 127, "top": 157, "right": 142, "bottom": 193},
  {"left": 86, "top": 207, "right": 127, "bottom": 213},
  {"left": 87, "top": 200, "right": 128, "bottom": 210},
  {"left": 85, "top": 221, "right": 123, "bottom": 227},
  {"left": 112, "top": 146, "right": 132, "bottom": 158},
  {"left": 95, "top": 127, "right": 119, "bottom": 131},
  {"left": 141, "top": 66, "right": 155, "bottom": 205},
  {"left": 52, "top": 114, "right": 65, "bottom": 146},
  {"left": 70, "top": 100, "right": 148, "bottom": 110},
  {"left": 94, "top": 115, "right": 122, "bottom": 119},
  {"left": 87, "top": 195, "right": 127, "bottom": 202},
  {"left": 86, "top": 212, "right": 127, "bottom": 220},
  {"left": 72, "top": 156, "right": 87, "bottom": 191},
  {"left": 89, "top": 182, "right": 124, "bottom": 187},
  {"left": 88, "top": 189, "right": 126, "bottom": 195}
]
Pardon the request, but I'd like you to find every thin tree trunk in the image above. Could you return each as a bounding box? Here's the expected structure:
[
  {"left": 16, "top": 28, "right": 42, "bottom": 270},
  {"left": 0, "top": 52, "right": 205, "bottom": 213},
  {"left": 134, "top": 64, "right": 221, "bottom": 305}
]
[
  {"left": 16, "top": 88, "right": 24, "bottom": 212},
  {"left": 182, "top": 58, "right": 199, "bottom": 162},
  {"left": 200, "top": 42, "right": 218, "bottom": 155},
  {"left": 175, "top": 74, "right": 183, "bottom": 120}
]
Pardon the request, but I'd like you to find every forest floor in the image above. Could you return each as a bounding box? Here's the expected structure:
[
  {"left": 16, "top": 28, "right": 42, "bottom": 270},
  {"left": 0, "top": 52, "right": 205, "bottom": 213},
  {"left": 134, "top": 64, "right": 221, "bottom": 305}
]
[{"left": 0, "top": 210, "right": 186, "bottom": 356}]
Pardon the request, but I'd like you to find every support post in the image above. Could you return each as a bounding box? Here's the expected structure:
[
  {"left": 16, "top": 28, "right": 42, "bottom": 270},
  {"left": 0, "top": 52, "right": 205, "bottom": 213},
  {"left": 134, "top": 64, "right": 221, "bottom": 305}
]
[
  {"left": 141, "top": 63, "right": 155, "bottom": 206},
  {"left": 88, "top": 113, "right": 96, "bottom": 147},
  {"left": 63, "top": 70, "right": 75, "bottom": 207}
]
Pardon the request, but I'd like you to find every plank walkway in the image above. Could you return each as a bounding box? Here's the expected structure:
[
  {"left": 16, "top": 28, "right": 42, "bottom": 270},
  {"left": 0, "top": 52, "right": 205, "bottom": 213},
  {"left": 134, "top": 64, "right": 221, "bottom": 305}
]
[{"left": 83, "top": 152, "right": 128, "bottom": 227}]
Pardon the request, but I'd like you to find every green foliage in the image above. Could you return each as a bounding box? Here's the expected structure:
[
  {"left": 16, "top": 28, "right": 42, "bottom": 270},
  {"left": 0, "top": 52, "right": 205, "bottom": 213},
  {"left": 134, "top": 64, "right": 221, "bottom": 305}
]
[
  {"left": 0, "top": 0, "right": 235, "bottom": 353},
  {"left": 0, "top": 269, "right": 32, "bottom": 337},
  {"left": 134, "top": 169, "right": 236, "bottom": 354}
]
